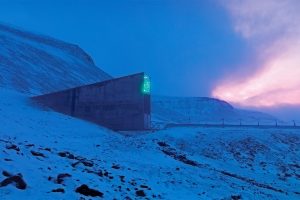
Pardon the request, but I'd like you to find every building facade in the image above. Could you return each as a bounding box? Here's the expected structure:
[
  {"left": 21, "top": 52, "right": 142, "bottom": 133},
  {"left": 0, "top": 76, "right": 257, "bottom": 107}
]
[{"left": 32, "top": 73, "right": 151, "bottom": 131}]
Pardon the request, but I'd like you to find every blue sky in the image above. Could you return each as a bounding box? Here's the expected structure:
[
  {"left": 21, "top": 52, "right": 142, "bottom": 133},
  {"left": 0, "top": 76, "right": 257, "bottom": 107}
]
[{"left": 0, "top": 0, "right": 254, "bottom": 97}]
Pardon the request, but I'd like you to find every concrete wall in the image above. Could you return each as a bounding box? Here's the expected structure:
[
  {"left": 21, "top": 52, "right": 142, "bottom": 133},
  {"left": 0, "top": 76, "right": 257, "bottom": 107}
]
[{"left": 32, "top": 73, "right": 151, "bottom": 130}]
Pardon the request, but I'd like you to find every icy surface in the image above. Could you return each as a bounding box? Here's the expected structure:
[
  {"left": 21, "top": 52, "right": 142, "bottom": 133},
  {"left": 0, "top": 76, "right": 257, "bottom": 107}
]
[
  {"left": 0, "top": 23, "right": 112, "bottom": 95},
  {"left": 0, "top": 89, "right": 299, "bottom": 200}
]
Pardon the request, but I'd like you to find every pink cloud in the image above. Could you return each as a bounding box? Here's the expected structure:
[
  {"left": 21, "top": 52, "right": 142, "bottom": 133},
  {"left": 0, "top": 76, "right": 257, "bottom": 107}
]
[{"left": 213, "top": 0, "right": 300, "bottom": 107}]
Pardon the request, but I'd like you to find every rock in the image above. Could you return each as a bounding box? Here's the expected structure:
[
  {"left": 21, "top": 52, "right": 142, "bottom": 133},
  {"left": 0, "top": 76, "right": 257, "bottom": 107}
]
[
  {"left": 136, "top": 190, "right": 146, "bottom": 197},
  {"left": 119, "top": 175, "right": 125, "bottom": 183},
  {"left": 6, "top": 144, "right": 20, "bottom": 152},
  {"left": 81, "top": 160, "right": 93, "bottom": 167},
  {"left": 0, "top": 173, "right": 27, "bottom": 190},
  {"left": 51, "top": 188, "right": 65, "bottom": 193},
  {"left": 140, "top": 185, "right": 149, "bottom": 189},
  {"left": 41, "top": 147, "right": 51, "bottom": 152},
  {"left": 31, "top": 151, "right": 45, "bottom": 158},
  {"left": 58, "top": 151, "right": 75, "bottom": 159},
  {"left": 112, "top": 164, "right": 120, "bottom": 169},
  {"left": 72, "top": 159, "right": 93, "bottom": 168},
  {"left": 231, "top": 195, "right": 242, "bottom": 200},
  {"left": 157, "top": 142, "right": 168, "bottom": 147},
  {"left": 2, "top": 171, "right": 12, "bottom": 177},
  {"left": 56, "top": 173, "right": 71, "bottom": 184},
  {"left": 75, "top": 184, "right": 103, "bottom": 197}
]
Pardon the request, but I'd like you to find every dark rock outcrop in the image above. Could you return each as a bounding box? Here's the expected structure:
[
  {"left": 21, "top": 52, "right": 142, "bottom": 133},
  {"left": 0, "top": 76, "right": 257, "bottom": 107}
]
[{"left": 75, "top": 184, "right": 103, "bottom": 197}]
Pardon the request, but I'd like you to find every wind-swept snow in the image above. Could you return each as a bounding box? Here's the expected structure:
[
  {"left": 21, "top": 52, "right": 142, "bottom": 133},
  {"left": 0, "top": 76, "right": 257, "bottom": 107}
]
[
  {"left": 0, "top": 89, "right": 299, "bottom": 199},
  {"left": 0, "top": 23, "right": 111, "bottom": 95}
]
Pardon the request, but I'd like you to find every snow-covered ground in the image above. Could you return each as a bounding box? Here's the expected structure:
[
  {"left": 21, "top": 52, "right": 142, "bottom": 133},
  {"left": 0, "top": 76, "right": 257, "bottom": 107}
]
[
  {"left": 0, "top": 23, "right": 299, "bottom": 199},
  {"left": 1, "top": 88, "right": 299, "bottom": 199}
]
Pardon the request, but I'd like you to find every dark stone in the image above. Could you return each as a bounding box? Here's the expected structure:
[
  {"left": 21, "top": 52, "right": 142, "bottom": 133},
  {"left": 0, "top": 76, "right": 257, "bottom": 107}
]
[
  {"left": 31, "top": 151, "right": 45, "bottom": 158},
  {"left": 58, "top": 152, "right": 67, "bottom": 157},
  {"left": 81, "top": 160, "right": 93, "bottom": 167},
  {"left": 103, "top": 172, "right": 109, "bottom": 177},
  {"left": 67, "top": 154, "right": 75, "bottom": 159},
  {"left": 0, "top": 174, "right": 27, "bottom": 190},
  {"left": 112, "top": 164, "right": 120, "bottom": 169},
  {"left": 6, "top": 144, "right": 20, "bottom": 152},
  {"left": 136, "top": 190, "right": 146, "bottom": 197},
  {"left": 44, "top": 148, "right": 51, "bottom": 152},
  {"left": 72, "top": 159, "right": 93, "bottom": 168},
  {"left": 157, "top": 142, "right": 168, "bottom": 147},
  {"left": 52, "top": 188, "right": 65, "bottom": 193},
  {"left": 75, "top": 184, "right": 103, "bottom": 197},
  {"left": 2, "top": 171, "right": 11, "bottom": 177},
  {"left": 231, "top": 195, "right": 242, "bottom": 200},
  {"left": 58, "top": 151, "right": 75, "bottom": 159},
  {"left": 119, "top": 175, "right": 125, "bottom": 183},
  {"left": 56, "top": 173, "right": 71, "bottom": 184}
]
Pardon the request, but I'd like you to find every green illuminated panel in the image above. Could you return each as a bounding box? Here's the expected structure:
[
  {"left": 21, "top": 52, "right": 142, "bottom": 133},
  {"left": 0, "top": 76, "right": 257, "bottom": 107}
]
[{"left": 142, "top": 75, "right": 151, "bottom": 94}]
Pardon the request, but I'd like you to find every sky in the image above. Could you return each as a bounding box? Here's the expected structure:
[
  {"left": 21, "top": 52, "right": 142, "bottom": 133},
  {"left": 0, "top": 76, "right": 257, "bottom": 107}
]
[
  {"left": 1, "top": 0, "right": 300, "bottom": 119},
  {"left": 0, "top": 0, "right": 253, "bottom": 96}
]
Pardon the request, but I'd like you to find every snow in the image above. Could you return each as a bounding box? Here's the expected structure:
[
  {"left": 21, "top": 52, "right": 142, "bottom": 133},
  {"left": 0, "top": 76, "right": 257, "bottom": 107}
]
[
  {"left": 152, "top": 96, "right": 277, "bottom": 126},
  {"left": 0, "top": 23, "right": 112, "bottom": 95},
  {"left": 0, "top": 23, "right": 299, "bottom": 200},
  {"left": 0, "top": 88, "right": 299, "bottom": 199}
]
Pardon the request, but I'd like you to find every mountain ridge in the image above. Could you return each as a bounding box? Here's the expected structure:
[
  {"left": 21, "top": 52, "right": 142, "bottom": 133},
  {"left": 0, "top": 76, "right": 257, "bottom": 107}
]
[{"left": 0, "top": 23, "right": 112, "bottom": 95}]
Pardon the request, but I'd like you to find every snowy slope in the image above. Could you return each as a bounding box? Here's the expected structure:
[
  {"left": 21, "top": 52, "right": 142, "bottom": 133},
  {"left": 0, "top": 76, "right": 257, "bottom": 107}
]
[
  {"left": 0, "top": 23, "right": 275, "bottom": 126},
  {"left": 152, "top": 96, "right": 276, "bottom": 125},
  {"left": 0, "top": 23, "right": 112, "bottom": 95},
  {"left": 0, "top": 88, "right": 299, "bottom": 199},
  {"left": 0, "top": 24, "right": 298, "bottom": 200}
]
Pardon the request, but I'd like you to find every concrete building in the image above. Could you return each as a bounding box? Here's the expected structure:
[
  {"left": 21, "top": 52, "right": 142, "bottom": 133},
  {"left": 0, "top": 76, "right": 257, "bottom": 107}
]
[{"left": 32, "top": 73, "right": 151, "bottom": 131}]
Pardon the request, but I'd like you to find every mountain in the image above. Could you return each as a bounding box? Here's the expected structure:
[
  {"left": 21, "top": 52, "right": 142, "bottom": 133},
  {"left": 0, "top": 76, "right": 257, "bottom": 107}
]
[
  {"left": 152, "top": 96, "right": 276, "bottom": 126},
  {"left": 0, "top": 23, "right": 112, "bottom": 95},
  {"left": 0, "top": 23, "right": 276, "bottom": 125},
  {"left": 0, "top": 24, "right": 298, "bottom": 200}
]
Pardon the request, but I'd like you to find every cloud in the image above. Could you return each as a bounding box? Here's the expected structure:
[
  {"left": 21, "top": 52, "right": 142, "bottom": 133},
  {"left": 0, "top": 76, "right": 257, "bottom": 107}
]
[{"left": 213, "top": 0, "right": 300, "bottom": 107}]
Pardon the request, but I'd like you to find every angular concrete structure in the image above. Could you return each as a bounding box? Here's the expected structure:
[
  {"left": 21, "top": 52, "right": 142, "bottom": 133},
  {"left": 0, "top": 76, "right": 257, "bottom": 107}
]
[{"left": 32, "top": 73, "right": 151, "bottom": 131}]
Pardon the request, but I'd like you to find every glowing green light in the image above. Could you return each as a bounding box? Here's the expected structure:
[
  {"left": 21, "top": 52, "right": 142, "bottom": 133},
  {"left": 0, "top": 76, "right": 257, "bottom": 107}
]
[{"left": 142, "top": 75, "right": 151, "bottom": 94}]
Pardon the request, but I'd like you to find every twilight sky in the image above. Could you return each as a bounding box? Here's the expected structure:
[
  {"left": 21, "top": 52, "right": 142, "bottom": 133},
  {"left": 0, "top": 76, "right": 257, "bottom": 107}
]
[{"left": 1, "top": 0, "right": 300, "bottom": 118}]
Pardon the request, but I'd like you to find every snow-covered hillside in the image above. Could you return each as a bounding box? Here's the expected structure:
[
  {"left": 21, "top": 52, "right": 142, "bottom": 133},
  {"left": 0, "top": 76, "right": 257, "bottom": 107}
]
[
  {"left": 0, "top": 24, "right": 299, "bottom": 200},
  {"left": 0, "top": 23, "right": 111, "bottom": 95},
  {"left": 152, "top": 96, "right": 276, "bottom": 125},
  {"left": 0, "top": 88, "right": 299, "bottom": 199},
  {"left": 0, "top": 23, "right": 276, "bottom": 126}
]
